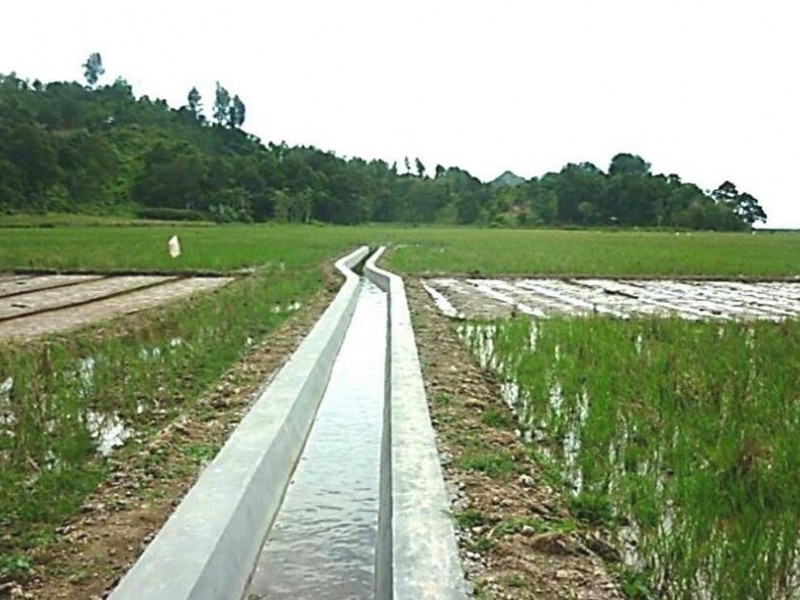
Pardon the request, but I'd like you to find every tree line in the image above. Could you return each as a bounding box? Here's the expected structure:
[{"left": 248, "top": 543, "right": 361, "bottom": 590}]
[{"left": 0, "top": 55, "right": 766, "bottom": 229}]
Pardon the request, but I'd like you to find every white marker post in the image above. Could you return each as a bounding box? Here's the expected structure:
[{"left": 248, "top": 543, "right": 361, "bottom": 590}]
[{"left": 168, "top": 235, "right": 181, "bottom": 258}]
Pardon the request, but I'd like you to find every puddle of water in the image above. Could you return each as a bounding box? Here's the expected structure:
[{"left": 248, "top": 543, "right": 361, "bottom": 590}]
[
  {"left": 0, "top": 376, "right": 12, "bottom": 403},
  {"left": 0, "top": 376, "right": 13, "bottom": 430},
  {"left": 85, "top": 410, "right": 133, "bottom": 456},
  {"left": 78, "top": 356, "right": 96, "bottom": 395},
  {"left": 74, "top": 357, "right": 136, "bottom": 455},
  {"left": 271, "top": 302, "right": 302, "bottom": 314},
  {"left": 422, "top": 281, "right": 460, "bottom": 319},
  {"left": 457, "top": 322, "right": 499, "bottom": 370},
  {"left": 246, "top": 279, "right": 387, "bottom": 599}
]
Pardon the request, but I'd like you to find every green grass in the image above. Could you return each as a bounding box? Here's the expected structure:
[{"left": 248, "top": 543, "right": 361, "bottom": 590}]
[
  {"left": 462, "top": 317, "right": 800, "bottom": 599},
  {"left": 1, "top": 223, "right": 799, "bottom": 277},
  {"left": 480, "top": 406, "right": 513, "bottom": 428},
  {"left": 454, "top": 508, "right": 486, "bottom": 529},
  {"left": 387, "top": 228, "right": 800, "bottom": 278},
  {"left": 491, "top": 515, "right": 577, "bottom": 537},
  {"left": 0, "top": 212, "right": 214, "bottom": 228},
  {"left": 0, "top": 223, "right": 361, "bottom": 273},
  {"left": 456, "top": 448, "right": 521, "bottom": 479}
]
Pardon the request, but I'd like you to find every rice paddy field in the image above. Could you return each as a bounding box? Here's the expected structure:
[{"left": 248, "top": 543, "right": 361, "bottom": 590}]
[
  {"left": 461, "top": 318, "right": 800, "bottom": 599},
  {"left": 2, "top": 220, "right": 800, "bottom": 597},
  {"left": 2, "top": 224, "right": 799, "bottom": 277}
]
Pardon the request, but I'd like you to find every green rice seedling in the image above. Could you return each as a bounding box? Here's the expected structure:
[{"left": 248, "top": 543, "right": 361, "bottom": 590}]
[{"left": 461, "top": 316, "right": 800, "bottom": 599}]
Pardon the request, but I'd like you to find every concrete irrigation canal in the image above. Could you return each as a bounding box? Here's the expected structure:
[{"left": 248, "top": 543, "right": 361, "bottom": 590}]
[{"left": 109, "top": 247, "right": 467, "bottom": 600}]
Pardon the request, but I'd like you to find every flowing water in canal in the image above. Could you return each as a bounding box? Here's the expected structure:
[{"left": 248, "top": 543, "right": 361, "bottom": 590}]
[{"left": 245, "top": 279, "right": 387, "bottom": 599}]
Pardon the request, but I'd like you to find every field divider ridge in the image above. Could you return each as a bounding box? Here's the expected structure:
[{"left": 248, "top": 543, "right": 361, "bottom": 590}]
[
  {"left": 108, "top": 245, "right": 370, "bottom": 600},
  {"left": 365, "top": 247, "right": 468, "bottom": 600},
  {"left": 0, "top": 275, "right": 181, "bottom": 324},
  {"left": 0, "top": 274, "right": 109, "bottom": 300}
]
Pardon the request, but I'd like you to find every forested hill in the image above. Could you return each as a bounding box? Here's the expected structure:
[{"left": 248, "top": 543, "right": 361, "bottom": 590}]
[{"left": 0, "top": 65, "right": 766, "bottom": 229}]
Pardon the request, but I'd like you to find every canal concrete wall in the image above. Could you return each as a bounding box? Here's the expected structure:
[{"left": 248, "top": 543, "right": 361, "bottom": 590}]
[
  {"left": 365, "top": 248, "right": 468, "bottom": 600},
  {"left": 109, "top": 246, "right": 370, "bottom": 600}
]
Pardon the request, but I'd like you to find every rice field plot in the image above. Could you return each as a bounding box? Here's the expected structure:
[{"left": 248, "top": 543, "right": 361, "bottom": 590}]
[
  {"left": 0, "top": 273, "right": 234, "bottom": 340},
  {"left": 0, "top": 227, "right": 348, "bottom": 572},
  {"left": 0, "top": 224, "right": 368, "bottom": 273},
  {"left": 424, "top": 278, "right": 800, "bottom": 321},
  {"left": 460, "top": 317, "right": 800, "bottom": 599},
  {"left": 389, "top": 229, "right": 800, "bottom": 278}
]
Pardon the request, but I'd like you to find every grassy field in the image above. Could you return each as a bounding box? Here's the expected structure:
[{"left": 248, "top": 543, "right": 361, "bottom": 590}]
[
  {"left": 1, "top": 223, "right": 799, "bottom": 277},
  {"left": 462, "top": 318, "right": 800, "bottom": 599},
  {"left": 387, "top": 228, "right": 800, "bottom": 278}
]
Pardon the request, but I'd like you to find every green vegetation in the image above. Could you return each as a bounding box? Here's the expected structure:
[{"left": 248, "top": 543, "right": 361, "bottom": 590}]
[
  {"left": 454, "top": 508, "right": 486, "bottom": 529},
  {"left": 480, "top": 406, "right": 512, "bottom": 428},
  {"left": 456, "top": 448, "right": 521, "bottom": 480},
  {"left": 1, "top": 62, "right": 764, "bottom": 230},
  {"left": 387, "top": 228, "right": 800, "bottom": 277},
  {"left": 2, "top": 225, "right": 799, "bottom": 278},
  {"left": 491, "top": 515, "right": 577, "bottom": 537},
  {"left": 462, "top": 317, "right": 800, "bottom": 599},
  {"left": 0, "top": 224, "right": 361, "bottom": 273}
]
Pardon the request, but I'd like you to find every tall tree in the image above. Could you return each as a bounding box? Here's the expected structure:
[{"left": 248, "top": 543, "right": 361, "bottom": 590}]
[
  {"left": 82, "top": 52, "right": 105, "bottom": 88},
  {"left": 415, "top": 157, "right": 426, "bottom": 178},
  {"left": 733, "top": 192, "right": 767, "bottom": 226},
  {"left": 713, "top": 181, "right": 767, "bottom": 227},
  {"left": 187, "top": 86, "right": 203, "bottom": 121},
  {"left": 712, "top": 180, "right": 739, "bottom": 204},
  {"left": 609, "top": 153, "right": 650, "bottom": 176},
  {"left": 213, "top": 82, "right": 231, "bottom": 126},
  {"left": 231, "top": 95, "right": 246, "bottom": 129}
]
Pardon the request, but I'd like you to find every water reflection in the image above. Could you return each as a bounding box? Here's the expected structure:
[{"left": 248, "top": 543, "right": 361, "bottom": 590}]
[{"left": 246, "top": 280, "right": 387, "bottom": 599}]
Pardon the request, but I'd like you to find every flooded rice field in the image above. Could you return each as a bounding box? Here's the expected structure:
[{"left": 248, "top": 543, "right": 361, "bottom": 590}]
[
  {"left": 458, "top": 315, "right": 800, "bottom": 599},
  {"left": 424, "top": 277, "right": 800, "bottom": 321},
  {"left": 0, "top": 273, "right": 234, "bottom": 340}
]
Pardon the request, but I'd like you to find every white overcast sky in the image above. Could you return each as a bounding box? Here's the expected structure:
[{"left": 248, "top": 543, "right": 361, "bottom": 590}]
[{"left": 1, "top": 1, "right": 798, "bottom": 227}]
